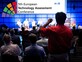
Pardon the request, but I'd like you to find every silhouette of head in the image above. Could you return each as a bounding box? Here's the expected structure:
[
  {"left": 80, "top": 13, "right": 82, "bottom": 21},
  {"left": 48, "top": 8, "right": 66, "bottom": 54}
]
[
  {"left": 3, "top": 34, "right": 11, "bottom": 44},
  {"left": 10, "top": 29, "right": 15, "bottom": 35},
  {"left": 21, "top": 27, "right": 25, "bottom": 31},
  {"left": 28, "top": 33, "right": 37, "bottom": 44},
  {"left": 55, "top": 12, "right": 66, "bottom": 25},
  {"left": 32, "top": 26, "right": 36, "bottom": 30}
]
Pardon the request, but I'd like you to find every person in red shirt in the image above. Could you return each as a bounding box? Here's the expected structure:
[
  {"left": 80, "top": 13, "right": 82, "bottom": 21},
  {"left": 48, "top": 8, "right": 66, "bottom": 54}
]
[{"left": 39, "top": 12, "right": 73, "bottom": 62}]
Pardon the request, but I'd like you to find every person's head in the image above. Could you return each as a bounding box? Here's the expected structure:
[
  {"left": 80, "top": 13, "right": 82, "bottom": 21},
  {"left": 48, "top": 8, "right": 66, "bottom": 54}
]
[
  {"left": 55, "top": 12, "right": 67, "bottom": 25},
  {"left": 3, "top": 34, "right": 11, "bottom": 44},
  {"left": 10, "top": 29, "right": 15, "bottom": 35},
  {"left": 21, "top": 27, "right": 25, "bottom": 31},
  {"left": 28, "top": 33, "right": 37, "bottom": 44},
  {"left": 32, "top": 26, "right": 36, "bottom": 30},
  {"left": 72, "top": 25, "right": 76, "bottom": 30}
]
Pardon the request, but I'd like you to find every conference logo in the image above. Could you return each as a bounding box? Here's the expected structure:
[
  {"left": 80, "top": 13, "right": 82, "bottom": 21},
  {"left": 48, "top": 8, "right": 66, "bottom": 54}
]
[{"left": 2, "top": 2, "right": 17, "bottom": 17}]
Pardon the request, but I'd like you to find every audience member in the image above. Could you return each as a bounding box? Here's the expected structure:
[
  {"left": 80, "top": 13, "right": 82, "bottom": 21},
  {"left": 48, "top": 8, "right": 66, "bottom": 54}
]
[
  {"left": 37, "top": 36, "right": 48, "bottom": 47},
  {"left": 37, "top": 36, "right": 48, "bottom": 55},
  {"left": 78, "top": 29, "right": 82, "bottom": 46},
  {"left": 10, "top": 29, "right": 20, "bottom": 46},
  {"left": 72, "top": 26, "right": 78, "bottom": 36},
  {"left": 0, "top": 34, "right": 22, "bottom": 62},
  {"left": 30, "top": 26, "right": 37, "bottom": 34},
  {"left": 30, "top": 26, "right": 40, "bottom": 40},
  {"left": 0, "top": 24, "right": 9, "bottom": 47},
  {"left": 77, "top": 24, "right": 82, "bottom": 29},
  {"left": 20, "top": 27, "right": 30, "bottom": 51},
  {"left": 23, "top": 33, "right": 46, "bottom": 62},
  {"left": 39, "top": 12, "right": 73, "bottom": 62},
  {"left": 1, "top": 24, "right": 9, "bottom": 34}
]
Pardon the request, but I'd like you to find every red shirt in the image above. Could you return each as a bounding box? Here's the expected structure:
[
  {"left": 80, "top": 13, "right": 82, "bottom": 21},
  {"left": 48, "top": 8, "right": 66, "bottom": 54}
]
[{"left": 40, "top": 25, "right": 73, "bottom": 54}]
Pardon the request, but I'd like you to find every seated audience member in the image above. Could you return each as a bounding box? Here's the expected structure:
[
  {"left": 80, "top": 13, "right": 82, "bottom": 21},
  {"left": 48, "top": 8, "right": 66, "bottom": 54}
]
[
  {"left": 23, "top": 33, "right": 46, "bottom": 62},
  {"left": 39, "top": 12, "right": 73, "bottom": 62},
  {"left": 0, "top": 34, "right": 22, "bottom": 62}
]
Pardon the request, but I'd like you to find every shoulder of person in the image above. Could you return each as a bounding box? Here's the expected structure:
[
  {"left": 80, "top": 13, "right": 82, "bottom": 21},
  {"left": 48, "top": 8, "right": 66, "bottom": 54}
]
[
  {"left": 0, "top": 45, "right": 5, "bottom": 49},
  {"left": 10, "top": 44, "right": 19, "bottom": 47},
  {"left": 37, "top": 45, "right": 44, "bottom": 50}
]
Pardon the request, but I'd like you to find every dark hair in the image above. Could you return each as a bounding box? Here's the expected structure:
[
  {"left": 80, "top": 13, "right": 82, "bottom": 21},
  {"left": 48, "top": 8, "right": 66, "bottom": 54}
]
[
  {"left": 28, "top": 33, "right": 37, "bottom": 44},
  {"left": 3, "top": 34, "right": 11, "bottom": 44},
  {"left": 55, "top": 12, "right": 66, "bottom": 25},
  {"left": 32, "top": 26, "right": 36, "bottom": 30},
  {"left": 21, "top": 27, "right": 25, "bottom": 31},
  {"left": 10, "top": 29, "right": 15, "bottom": 35}
]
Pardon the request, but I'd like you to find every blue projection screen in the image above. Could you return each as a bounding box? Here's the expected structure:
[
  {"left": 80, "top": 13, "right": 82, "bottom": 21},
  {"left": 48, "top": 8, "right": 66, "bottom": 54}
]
[
  {"left": 15, "top": 0, "right": 67, "bottom": 29},
  {"left": 17, "top": 0, "right": 66, "bottom": 14},
  {"left": 1, "top": 0, "right": 68, "bottom": 29}
]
